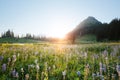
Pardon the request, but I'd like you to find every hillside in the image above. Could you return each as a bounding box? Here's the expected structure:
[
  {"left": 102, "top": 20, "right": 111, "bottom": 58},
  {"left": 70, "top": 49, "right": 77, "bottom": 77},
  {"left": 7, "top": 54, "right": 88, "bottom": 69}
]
[
  {"left": 73, "top": 16, "right": 102, "bottom": 36},
  {"left": 67, "top": 16, "right": 120, "bottom": 42}
]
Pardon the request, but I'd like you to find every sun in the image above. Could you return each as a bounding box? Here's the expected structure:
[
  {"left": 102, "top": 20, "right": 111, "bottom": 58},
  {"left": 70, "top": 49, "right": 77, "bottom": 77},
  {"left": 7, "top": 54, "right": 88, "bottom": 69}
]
[
  {"left": 52, "top": 32, "right": 65, "bottom": 39},
  {"left": 44, "top": 12, "right": 74, "bottom": 39},
  {"left": 46, "top": 16, "right": 70, "bottom": 39},
  {"left": 49, "top": 28, "right": 66, "bottom": 39}
]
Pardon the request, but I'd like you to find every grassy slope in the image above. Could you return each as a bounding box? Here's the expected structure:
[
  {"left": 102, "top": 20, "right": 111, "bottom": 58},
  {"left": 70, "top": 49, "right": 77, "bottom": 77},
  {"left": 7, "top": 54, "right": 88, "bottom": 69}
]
[
  {"left": 75, "top": 34, "right": 97, "bottom": 43},
  {"left": 0, "top": 38, "right": 40, "bottom": 43}
]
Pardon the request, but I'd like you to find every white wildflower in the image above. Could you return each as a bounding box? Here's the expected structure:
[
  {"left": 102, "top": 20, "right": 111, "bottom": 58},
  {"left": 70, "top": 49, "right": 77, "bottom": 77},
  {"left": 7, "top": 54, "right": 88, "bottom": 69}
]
[
  {"left": 25, "top": 73, "right": 29, "bottom": 80},
  {"left": 36, "top": 64, "right": 40, "bottom": 71},
  {"left": 92, "top": 73, "right": 96, "bottom": 80},
  {"left": 34, "top": 59, "right": 38, "bottom": 64},
  {"left": 62, "top": 70, "right": 66, "bottom": 76},
  {"left": 17, "top": 53, "right": 20, "bottom": 57},
  {"left": 53, "top": 65, "right": 56, "bottom": 69},
  {"left": 8, "top": 57, "right": 11, "bottom": 62},
  {"left": 116, "top": 63, "right": 120, "bottom": 72},
  {"left": 21, "top": 68, "right": 24, "bottom": 73},
  {"left": 12, "top": 54, "right": 16, "bottom": 62}
]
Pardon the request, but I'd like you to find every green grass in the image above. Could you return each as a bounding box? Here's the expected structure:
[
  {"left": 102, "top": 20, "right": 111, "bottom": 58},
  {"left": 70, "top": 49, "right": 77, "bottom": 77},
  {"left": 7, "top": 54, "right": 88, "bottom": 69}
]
[
  {"left": 0, "top": 38, "right": 40, "bottom": 43},
  {"left": 75, "top": 34, "right": 97, "bottom": 43}
]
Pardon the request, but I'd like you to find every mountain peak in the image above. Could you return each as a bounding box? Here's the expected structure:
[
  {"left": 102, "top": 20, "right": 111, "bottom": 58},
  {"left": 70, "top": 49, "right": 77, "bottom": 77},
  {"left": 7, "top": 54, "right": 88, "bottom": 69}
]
[
  {"left": 74, "top": 16, "right": 102, "bottom": 32},
  {"left": 87, "top": 16, "right": 97, "bottom": 21},
  {"left": 81, "top": 16, "right": 102, "bottom": 25}
]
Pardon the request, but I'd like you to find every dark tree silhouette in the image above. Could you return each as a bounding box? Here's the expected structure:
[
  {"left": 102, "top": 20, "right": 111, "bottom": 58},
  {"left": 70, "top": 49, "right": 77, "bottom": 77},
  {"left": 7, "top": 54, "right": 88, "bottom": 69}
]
[{"left": 1, "top": 30, "right": 14, "bottom": 38}]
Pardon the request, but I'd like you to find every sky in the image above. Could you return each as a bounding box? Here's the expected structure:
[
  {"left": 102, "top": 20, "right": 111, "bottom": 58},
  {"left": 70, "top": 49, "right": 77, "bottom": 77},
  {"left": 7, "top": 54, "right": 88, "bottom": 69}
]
[{"left": 0, "top": 0, "right": 120, "bottom": 38}]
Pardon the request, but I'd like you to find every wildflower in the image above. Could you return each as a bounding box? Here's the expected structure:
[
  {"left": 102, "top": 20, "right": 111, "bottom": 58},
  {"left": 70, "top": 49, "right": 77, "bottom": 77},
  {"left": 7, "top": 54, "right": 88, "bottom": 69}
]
[
  {"left": 12, "top": 54, "right": 16, "bottom": 62},
  {"left": 30, "top": 64, "right": 35, "bottom": 68},
  {"left": 17, "top": 53, "right": 20, "bottom": 57},
  {"left": 0, "top": 56, "right": 4, "bottom": 61},
  {"left": 112, "top": 74, "right": 115, "bottom": 80},
  {"left": 93, "top": 54, "right": 99, "bottom": 59},
  {"left": 41, "top": 72, "right": 44, "bottom": 80},
  {"left": 99, "top": 62, "right": 102, "bottom": 67},
  {"left": 15, "top": 72, "right": 19, "bottom": 78},
  {"left": 85, "top": 63, "right": 90, "bottom": 69},
  {"left": 40, "top": 54, "right": 42, "bottom": 58},
  {"left": 113, "top": 46, "right": 118, "bottom": 53},
  {"left": 99, "top": 62, "right": 106, "bottom": 75},
  {"left": 105, "top": 57, "right": 108, "bottom": 64},
  {"left": 105, "top": 57, "right": 108, "bottom": 60},
  {"left": 36, "top": 64, "right": 40, "bottom": 71},
  {"left": 96, "top": 72, "right": 100, "bottom": 77},
  {"left": 48, "top": 66, "right": 51, "bottom": 71},
  {"left": 53, "top": 65, "right": 56, "bottom": 69},
  {"left": 118, "top": 71, "right": 120, "bottom": 77},
  {"left": 62, "top": 70, "right": 66, "bottom": 80},
  {"left": 21, "top": 68, "right": 24, "bottom": 73},
  {"left": 62, "top": 70, "right": 66, "bottom": 76},
  {"left": 116, "top": 64, "right": 120, "bottom": 77},
  {"left": 11, "top": 69, "right": 16, "bottom": 77},
  {"left": 2, "top": 63, "right": 6, "bottom": 72},
  {"left": 28, "top": 65, "right": 31, "bottom": 70},
  {"left": 102, "top": 64, "right": 106, "bottom": 72},
  {"left": 116, "top": 63, "right": 120, "bottom": 72},
  {"left": 102, "top": 50, "right": 108, "bottom": 57},
  {"left": 34, "top": 59, "right": 38, "bottom": 64},
  {"left": 100, "top": 75, "right": 104, "bottom": 80},
  {"left": 84, "top": 64, "right": 90, "bottom": 79},
  {"left": 84, "top": 52, "right": 87, "bottom": 58},
  {"left": 45, "top": 62, "right": 48, "bottom": 66},
  {"left": 92, "top": 73, "right": 96, "bottom": 80},
  {"left": 8, "top": 57, "right": 11, "bottom": 62},
  {"left": 25, "top": 54, "right": 28, "bottom": 60},
  {"left": 25, "top": 74, "right": 29, "bottom": 80},
  {"left": 34, "top": 52, "right": 38, "bottom": 55},
  {"left": 76, "top": 71, "right": 81, "bottom": 77},
  {"left": 110, "top": 51, "right": 116, "bottom": 57}
]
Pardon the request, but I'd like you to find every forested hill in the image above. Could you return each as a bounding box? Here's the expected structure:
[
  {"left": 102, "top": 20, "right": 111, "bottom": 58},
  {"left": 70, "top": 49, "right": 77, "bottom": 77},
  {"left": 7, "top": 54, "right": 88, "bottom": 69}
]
[{"left": 67, "top": 16, "right": 120, "bottom": 42}]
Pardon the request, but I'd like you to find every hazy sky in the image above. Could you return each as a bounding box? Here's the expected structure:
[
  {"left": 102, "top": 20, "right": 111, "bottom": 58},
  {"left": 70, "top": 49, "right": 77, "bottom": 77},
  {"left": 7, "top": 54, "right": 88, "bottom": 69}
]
[{"left": 0, "top": 0, "right": 120, "bottom": 38}]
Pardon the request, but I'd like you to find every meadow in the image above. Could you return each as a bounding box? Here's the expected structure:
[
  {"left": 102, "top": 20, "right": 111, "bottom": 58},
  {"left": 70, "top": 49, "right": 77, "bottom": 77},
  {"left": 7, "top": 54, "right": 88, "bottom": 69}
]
[{"left": 0, "top": 43, "right": 120, "bottom": 80}]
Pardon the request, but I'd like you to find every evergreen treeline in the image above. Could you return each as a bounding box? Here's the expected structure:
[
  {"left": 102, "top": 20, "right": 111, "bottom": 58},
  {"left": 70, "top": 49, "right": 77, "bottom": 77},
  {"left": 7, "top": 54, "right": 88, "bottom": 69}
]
[
  {"left": 97, "top": 18, "right": 120, "bottom": 41},
  {"left": 0, "top": 30, "right": 55, "bottom": 41},
  {"left": 1, "top": 30, "right": 14, "bottom": 38}
]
